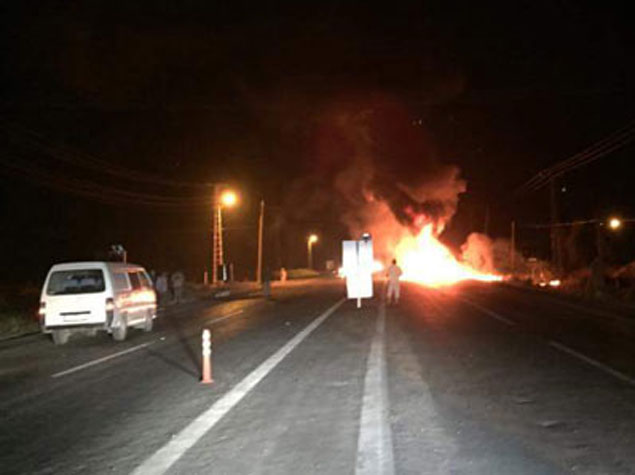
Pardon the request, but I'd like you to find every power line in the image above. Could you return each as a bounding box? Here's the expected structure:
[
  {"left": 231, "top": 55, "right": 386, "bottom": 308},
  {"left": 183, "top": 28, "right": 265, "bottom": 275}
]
[
  {"left": 0, "top": 118, "right": 223, "bottom": 209},
  {"left": 516, "top": 121, "right": 635, "bottom": 195},
  {"left": 0, "top": 118, "right": 211, "bottom": 190},
  {"left": 0, "top": 152, "right": 211, "bottom": 209}
]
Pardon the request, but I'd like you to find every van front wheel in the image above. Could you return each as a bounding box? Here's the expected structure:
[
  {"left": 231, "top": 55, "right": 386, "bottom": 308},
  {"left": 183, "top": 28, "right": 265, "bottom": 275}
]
[
  {"left": 52, "top": 329, "right": 70, "bottom": 345},
  {"left": 112, "top": 314, "right": 128, "bottom": 342}
]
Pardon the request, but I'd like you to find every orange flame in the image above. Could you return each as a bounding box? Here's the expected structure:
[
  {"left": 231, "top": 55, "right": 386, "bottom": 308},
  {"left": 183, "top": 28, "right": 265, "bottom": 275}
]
[{"left": 393, "top": 224, "right": 501, "bottom": 287}]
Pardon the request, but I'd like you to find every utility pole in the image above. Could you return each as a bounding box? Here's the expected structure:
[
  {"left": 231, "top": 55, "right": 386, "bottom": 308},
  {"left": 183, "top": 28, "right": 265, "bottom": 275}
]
[
  {"left": 212, "top": 184, "right": 223, "bottom": 285},
  {"left": 208, "top": 184, "right": 238, "bottom": 285},
  {"left": 549, "top": 179, "right": 562, "bottom": 273},
  {"left": 307, "top": 234, "right": 318, "bottom": 270},
  {"left": 510, "top": 220, "right": 516, "bottom": 275},
  {"left": 257, "top": 199, "right": 264, "bottom": 284}
]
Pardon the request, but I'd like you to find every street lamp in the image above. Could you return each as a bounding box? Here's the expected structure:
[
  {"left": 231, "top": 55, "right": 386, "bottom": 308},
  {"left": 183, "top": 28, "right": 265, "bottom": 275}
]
[
  {"left": 608, "top": 217, "right": 622, "bottom": 231},
  {"left": 212, "top": 186, "right": 238, "bottom": 285},
  {"left": 307, "top": 234, "right": 318, "bottom": 270},
  {"left": 220, "top": 190, "right": 238, "bottom": 207}
]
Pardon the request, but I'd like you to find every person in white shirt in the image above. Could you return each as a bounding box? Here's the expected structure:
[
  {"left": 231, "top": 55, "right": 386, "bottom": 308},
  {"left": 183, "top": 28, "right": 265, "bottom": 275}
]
[
  {"left": 386, "top": 259, "right": 403, "bottom": 305},
  {"left": 155, "top": 272, "right": 169, "bottom": 306},
  {"left": 171, "top": 271, "right": 185, "bottom": 303}
]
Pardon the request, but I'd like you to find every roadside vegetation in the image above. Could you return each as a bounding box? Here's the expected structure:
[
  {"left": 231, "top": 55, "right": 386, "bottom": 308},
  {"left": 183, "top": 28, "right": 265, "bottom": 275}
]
[
  {"left": 280, "top": 268, "right": 323, "bottom": 280},
  {"left": 0, "top": 286, "right": 39, "bottom": 339}
]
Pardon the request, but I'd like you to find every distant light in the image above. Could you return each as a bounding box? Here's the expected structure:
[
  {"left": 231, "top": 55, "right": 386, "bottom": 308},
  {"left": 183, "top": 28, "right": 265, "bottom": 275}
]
[
  {"left": 549, "top": 279, "right": 561, "bottom": 287},
  {"left": 308, "top": 234, "right": 318, "bottom": 244},
  {"left": 220, "top": 190, "right": 237, "bottom": 207},
  {"left": 608, "top": 217, "right": 622, "bottom": 230}
]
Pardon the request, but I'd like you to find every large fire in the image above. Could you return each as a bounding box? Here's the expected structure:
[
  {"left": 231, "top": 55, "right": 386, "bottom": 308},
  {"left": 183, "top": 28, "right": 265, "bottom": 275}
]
[{"left": 392, "top": 223, "right": 502, "bottom": 288}]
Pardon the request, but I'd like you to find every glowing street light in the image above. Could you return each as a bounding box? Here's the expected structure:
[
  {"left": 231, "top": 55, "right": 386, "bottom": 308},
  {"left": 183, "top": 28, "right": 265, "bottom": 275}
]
[
  {"left": 608, "top": 217, "right": 622, "bottom": 231},
  {"left": 212, "top": 186, "right": 239, "bottom": 285},
  {"left": 220, "top": 190, "right": 238, "bottom": 207},
  {"left": 307, "top": 234, "right": 319, "bottom": 269}
]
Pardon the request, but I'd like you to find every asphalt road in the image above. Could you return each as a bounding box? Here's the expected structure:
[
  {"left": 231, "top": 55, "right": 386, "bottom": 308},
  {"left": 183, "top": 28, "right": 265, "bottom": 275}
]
[{"left": 1, "top": 279, "right": 635, "bottom": 474}]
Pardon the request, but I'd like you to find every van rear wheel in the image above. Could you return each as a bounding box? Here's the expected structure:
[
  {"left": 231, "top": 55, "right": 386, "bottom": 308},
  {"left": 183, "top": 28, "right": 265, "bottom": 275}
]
[
  {"left": 52, "top": 330, "right": 70, "bottom": 345},
  {"left": 112, "top": 314, "right": 128, "bottom": 342},
  {"left": 143, "top": 311, "right": 154, "bottom": 332}
]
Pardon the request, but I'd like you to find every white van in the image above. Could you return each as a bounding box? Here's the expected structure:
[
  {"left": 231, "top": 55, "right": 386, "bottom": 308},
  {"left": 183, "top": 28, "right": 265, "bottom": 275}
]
[{"left": 39, "top": 261, "right": 157, "bottom": 345}]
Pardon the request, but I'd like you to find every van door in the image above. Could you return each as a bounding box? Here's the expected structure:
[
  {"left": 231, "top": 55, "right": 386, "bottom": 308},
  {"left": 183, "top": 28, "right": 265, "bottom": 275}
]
[
  {"left": 125, "top": 270, "right": 156, "bottom": 323},
  {"left": 44, "top": 268, "right": 108, "bottom": 327},
  {"left": 126, "top": 271, "right": 145, "bottom": 324}
]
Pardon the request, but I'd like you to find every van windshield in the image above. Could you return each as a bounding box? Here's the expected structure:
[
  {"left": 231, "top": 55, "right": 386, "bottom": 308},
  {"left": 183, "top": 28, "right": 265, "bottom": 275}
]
[{"left": 47, "top": 269, "right": 106, "bottom": 295}]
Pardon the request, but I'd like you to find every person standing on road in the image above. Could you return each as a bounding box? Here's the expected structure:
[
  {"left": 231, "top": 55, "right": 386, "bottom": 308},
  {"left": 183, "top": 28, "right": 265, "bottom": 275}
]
[
  {"left": 171, "top": 271, "right": 185, "bottom": 303},
  {"left": 262, "top": 267, "right": 272, "bottom": 299},
  {"left": 155, "top": 272, "right": 169, "bottom": 306},
  {"left": 386, "top": 258, "right": 403, "bottom": 306}
]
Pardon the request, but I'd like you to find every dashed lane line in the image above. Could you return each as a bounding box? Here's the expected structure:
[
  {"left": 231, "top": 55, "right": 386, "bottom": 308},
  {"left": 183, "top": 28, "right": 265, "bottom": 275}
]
[
  {"left": 205, "top": 309, "right": 243, "bottom": 325},
  {"left": 549, "top": 340, "right": 635, "bottom": 387},
  {"left": 51, "top": 310, "right": 245, "bottom": 379},
  {"left": 131, "top": 298, "right": 345, "bottom": 475},
  {"left": 451, "top": 292, "right": 635, "bottom": 387},
  {"left": 355, "top": 302, "right": 395, "bottom": 475},
  {"left": 505, "top": 283, "right": 634, "bottom": 324},
  {"left": 454, "top": 296, "right": 516, "bottom": 326},
  {"left": 426, "top": 286, "right": 635, "bottom": 388},
  {"left": 51, "top": 343, "right": 153, "bottom": 379}
]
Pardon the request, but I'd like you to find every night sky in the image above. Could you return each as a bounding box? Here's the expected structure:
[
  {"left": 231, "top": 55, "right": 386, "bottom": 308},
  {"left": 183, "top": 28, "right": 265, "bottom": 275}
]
[{"left": 1, "top": 1, "right": 633, "bottom": 283}]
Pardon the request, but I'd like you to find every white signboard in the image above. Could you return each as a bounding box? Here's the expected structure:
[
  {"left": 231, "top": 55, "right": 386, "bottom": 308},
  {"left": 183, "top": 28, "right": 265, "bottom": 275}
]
[{"left": 342, "top": 236, "right": 374, "bottom": 306}]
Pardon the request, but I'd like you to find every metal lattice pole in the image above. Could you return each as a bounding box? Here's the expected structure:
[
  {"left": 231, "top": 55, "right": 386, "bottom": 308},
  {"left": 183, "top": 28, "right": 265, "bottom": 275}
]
[{"left": 212, "top": 185, "right": 224, "bottom": 285}]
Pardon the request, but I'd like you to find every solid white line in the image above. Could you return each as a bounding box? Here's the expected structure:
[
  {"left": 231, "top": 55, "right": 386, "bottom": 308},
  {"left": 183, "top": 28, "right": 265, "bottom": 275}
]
[
  {"left": 131, "top": 298, "right": 345, "bottom": 475},
  {"left": 549, "top": 341, "right": 635, "bottom": 386},
  {"left": 356, "top": 303, "right": 395, "bottom": 475},
  {"left": 51, "top": 343, "right": 153, "bottom": 379},
  {"left": 456, "top": 296, "right": 516, "bottom": 326}
]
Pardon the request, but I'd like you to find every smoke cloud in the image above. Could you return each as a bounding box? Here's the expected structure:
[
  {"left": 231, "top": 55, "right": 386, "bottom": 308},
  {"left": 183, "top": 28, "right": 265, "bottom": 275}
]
[{"left": 303, "top": 94, "right": 467, "bottom": 261}]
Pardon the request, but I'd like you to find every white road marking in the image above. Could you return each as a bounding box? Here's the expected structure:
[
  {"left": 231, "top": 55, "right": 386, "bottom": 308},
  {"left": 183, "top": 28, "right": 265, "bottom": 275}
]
[
  {"left": 549, "top": 341, "right": 635, "bottom": 386},
  {"left": 51, "top": 343, "right": 153, "bottom": 379},
  {"left": 131, "top": 298, "right": 345, "bottom": 475},
  {"left": 506, "top": 283, "right": 632, "bottom": 324},
  {"left": 453, "top": 292, "right": 635, "bottom": 386},
  {"left": 51, "top": 310, "right": 244, "bottom": 380},
  {"left": 207, "top": 309, "right": 244, "bottom": 325},
  {"left": 356, "top": 303, "right": 395, "bottom": 475},
  {"left": 456, "top": 296, "right": 516, "bottom": 326},
  {"left": 387, "top": 315, "right": 458, "bottom": 474}
]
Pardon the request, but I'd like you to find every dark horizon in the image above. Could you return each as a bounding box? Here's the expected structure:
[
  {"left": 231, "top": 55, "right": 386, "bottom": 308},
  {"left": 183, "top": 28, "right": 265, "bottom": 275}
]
[{"left": 1, "top": 1, "right": 634, "bottom": 284}]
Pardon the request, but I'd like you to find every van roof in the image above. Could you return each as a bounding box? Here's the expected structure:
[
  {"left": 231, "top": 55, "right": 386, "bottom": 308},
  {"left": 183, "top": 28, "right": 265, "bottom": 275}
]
[{"left": 49, "top": 261, "right": 147, "bottom": 272}]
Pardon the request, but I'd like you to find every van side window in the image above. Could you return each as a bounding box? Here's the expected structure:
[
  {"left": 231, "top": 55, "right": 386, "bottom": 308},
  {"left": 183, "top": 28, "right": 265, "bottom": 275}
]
[
  {"left": 128, "top": 272, "right": 142, "bottom": 290},
  {"left": 138, "top": 272, "right": 152, "bottom": 289},
  {"left": 112, "top": 273, "right": 130, "bottom": 292}
]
